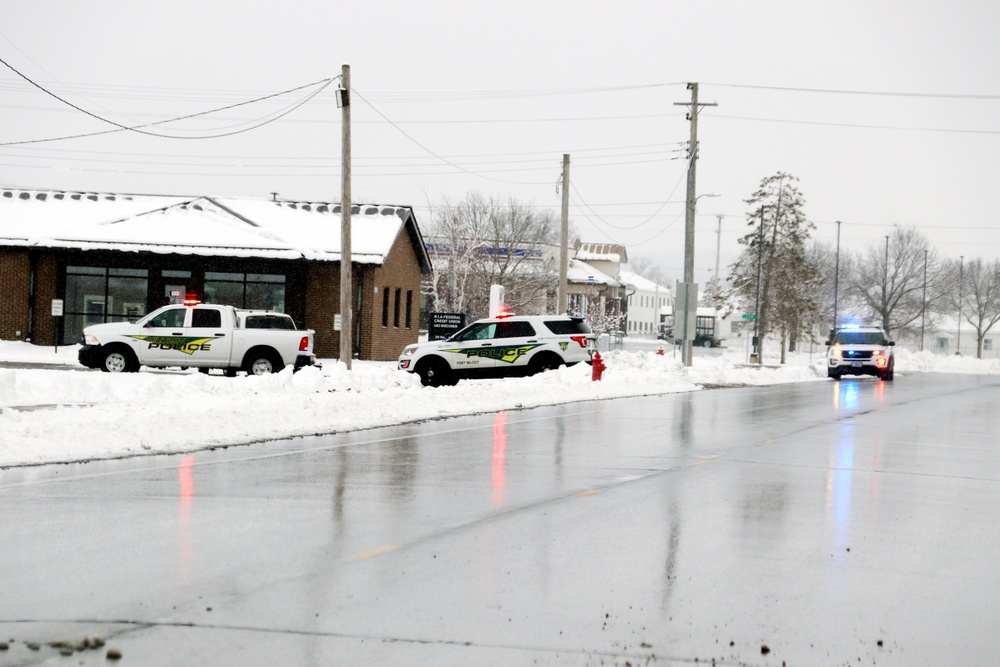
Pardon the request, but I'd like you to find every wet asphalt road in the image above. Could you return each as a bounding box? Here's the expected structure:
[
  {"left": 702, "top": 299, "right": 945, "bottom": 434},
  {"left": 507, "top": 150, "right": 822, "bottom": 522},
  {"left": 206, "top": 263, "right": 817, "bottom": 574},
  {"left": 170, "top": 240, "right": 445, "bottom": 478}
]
[{"left": 1, "top": 372, "right": 999, "bottom": 666}]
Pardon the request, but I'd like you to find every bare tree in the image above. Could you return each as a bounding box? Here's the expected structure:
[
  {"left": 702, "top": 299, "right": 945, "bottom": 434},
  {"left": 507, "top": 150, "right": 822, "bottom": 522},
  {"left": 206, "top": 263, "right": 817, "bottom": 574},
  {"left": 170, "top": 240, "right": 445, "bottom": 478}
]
[
  {"left": 582, "top": 293, "right": 627, "bottom": 339},
  {"left": 845, "top": 226, "right": 948, "bottom": 337},
  {"left": 422, "top": 192, "right": 559, "bottom": 320},
  {"left": 948, "top": 257, "right": 1000, "bottom": 358}
]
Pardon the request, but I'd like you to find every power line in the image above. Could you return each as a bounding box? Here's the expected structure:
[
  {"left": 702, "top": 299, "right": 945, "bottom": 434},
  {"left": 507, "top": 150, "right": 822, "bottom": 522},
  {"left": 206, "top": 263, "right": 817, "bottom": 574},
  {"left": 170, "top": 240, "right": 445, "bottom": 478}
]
[
  {"left": 705, "top": 82, "right": 1000, "bottom": 100},
  {"left": 569, "top": 166, "right": 687, "bottom": 231},
  {"left": 0, "top": 57, "right": 335, "bottom": 145},
  {"left": 710, "top": 113, "right": 1000, "bottom": 135}
]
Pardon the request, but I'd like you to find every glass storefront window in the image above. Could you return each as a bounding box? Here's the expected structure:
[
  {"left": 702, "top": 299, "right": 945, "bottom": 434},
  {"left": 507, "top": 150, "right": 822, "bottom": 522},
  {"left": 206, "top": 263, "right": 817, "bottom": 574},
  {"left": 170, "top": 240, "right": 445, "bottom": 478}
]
[
  {"left": 204, "top": 272, "right": 285, "bottom": 312},
  {"left": 64, "top": 266, "right": 148, "bottom": 343}
]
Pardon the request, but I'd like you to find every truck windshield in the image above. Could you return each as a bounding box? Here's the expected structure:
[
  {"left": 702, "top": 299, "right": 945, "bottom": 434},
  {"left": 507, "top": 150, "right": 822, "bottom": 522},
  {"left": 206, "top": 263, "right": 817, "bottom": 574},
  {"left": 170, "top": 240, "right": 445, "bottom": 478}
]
[{"left": 143, "top": 307, "right": 186, "bottom": 328}]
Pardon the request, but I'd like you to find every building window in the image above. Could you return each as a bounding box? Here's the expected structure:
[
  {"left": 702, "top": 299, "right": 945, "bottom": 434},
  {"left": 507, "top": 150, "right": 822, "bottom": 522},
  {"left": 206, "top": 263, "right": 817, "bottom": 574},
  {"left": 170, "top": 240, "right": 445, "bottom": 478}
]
[
  {"left": 204, "top": 272, "right": 285, "bottom": 312},
  {"left": 381, "top": 286, "right": 390, "bottom": 327},
  {"left": 405, "top": 290, "right": 413, "bottom": 328},
  {"left": 985, "top": 339, "right": 993, "bottom": 352},
  {"left": 64, "top": 266, "right": 148, "bottom": 344},
  {"left": 393, "top": 288, "right": 401, "bottom": 328}
]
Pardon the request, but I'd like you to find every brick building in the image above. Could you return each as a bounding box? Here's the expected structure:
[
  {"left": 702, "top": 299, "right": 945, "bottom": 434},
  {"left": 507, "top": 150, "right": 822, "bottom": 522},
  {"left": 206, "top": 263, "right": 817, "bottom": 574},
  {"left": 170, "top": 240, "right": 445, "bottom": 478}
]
[{"left": 0, "top": 189, "right": 431, "bottom": 361}]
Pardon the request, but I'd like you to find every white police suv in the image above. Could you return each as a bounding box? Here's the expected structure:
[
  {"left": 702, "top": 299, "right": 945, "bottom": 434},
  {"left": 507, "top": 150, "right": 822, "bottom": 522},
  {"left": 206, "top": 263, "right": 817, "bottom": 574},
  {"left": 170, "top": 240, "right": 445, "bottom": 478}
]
[
  {"left": 399, "top": 314, "right": 594, "bottom": 387},
  {"left": 826, "top": 324, "right": 895, "bottom": 381}
]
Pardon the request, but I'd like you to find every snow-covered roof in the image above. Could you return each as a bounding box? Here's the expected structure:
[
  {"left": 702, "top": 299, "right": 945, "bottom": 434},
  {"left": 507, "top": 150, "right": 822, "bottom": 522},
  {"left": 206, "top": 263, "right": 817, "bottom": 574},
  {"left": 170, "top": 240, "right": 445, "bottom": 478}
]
[
  {"left": 575, "top": 242, "right": 628, "bottom": 264},
  {"left": 567, "top": 258, "right": 619, "bottom": 286},
  {"left": 0, "top": 188, "right": 428, "bottom": 267},
  {"left": 619, "top": 270, "right": 670, "bottom": 293}
]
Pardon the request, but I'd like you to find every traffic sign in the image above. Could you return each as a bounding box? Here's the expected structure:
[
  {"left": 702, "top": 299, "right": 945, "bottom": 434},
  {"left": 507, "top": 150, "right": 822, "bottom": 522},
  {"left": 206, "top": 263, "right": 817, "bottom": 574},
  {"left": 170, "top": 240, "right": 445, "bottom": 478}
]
[{"left": 742, "top": 313, "right": 756, "bottom": 320}]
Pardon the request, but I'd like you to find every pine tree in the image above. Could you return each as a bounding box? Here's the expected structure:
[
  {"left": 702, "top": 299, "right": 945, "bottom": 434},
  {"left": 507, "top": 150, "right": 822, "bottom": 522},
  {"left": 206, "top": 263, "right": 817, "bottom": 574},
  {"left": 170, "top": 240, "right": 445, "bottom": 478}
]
[{"left": 723, "top": 173, "right": 820, "bottom": 363}]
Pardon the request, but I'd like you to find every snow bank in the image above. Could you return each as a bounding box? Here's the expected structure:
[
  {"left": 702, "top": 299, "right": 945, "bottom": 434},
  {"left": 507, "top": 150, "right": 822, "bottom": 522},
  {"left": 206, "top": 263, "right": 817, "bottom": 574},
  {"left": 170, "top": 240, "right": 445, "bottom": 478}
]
[{"left": 0, "top": 341, "right": 996, "bottom": 468}]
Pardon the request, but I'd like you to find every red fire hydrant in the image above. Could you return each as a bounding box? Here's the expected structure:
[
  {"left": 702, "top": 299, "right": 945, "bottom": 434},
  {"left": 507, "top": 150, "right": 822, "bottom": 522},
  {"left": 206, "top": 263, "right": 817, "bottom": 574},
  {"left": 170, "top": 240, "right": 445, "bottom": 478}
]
[
  {"left": 591, "top": 351, "right": 606, "bottom": 381},
  {"left": 656, "top": 345, "right": 665, "bottom": 356}
]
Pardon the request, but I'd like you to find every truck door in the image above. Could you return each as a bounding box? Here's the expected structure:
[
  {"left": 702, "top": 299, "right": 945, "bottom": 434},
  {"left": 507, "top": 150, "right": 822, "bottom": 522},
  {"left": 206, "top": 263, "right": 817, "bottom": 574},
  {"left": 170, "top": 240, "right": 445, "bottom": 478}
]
[
  {"left": 136, "top": 306, "right": 188, "bottom": 366},
  {"left": 137, "top": 305, "right": 231, "bottom": 367},
  {"left": 184, "top": 306, "right": 233, "bottom": 368}
]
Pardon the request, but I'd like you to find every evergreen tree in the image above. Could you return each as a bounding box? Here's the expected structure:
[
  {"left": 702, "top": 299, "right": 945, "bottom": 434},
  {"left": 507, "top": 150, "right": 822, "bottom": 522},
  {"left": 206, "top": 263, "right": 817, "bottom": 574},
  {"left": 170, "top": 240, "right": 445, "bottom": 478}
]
[{"left": 723, "top": 172, "right": 820, "bottom": 363}]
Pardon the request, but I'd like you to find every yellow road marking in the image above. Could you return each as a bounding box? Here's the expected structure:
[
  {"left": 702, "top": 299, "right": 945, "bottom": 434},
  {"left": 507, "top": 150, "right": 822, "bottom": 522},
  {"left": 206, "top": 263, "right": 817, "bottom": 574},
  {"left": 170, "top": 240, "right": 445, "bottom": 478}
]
[
  {"left": 576, "top": 489, "right": 602, "bottom": 497},
  {"left": 351, "top": 544, "right": 400, "bottom": 560}
]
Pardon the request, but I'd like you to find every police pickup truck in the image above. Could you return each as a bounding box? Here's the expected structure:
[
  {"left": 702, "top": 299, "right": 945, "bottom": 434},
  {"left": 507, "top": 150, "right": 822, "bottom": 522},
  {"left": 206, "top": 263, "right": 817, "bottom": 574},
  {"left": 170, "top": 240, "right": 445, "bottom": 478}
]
[{"left": 78, "top": 301, "right": 318, "bottom": 375}]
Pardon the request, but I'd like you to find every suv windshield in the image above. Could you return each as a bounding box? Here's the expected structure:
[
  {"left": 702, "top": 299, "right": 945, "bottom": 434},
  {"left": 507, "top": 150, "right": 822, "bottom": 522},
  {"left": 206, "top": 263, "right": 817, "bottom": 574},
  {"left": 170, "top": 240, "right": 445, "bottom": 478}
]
[{"left": 834, "top": 331, "right": 888, "bottom": 346}]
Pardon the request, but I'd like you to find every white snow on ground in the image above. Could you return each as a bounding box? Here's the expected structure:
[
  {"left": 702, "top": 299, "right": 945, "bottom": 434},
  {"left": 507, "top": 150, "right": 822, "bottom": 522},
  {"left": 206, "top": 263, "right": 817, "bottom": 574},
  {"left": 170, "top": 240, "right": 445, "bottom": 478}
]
[{"left": 0, "top": 341, "right": 997, "bottom": 468}]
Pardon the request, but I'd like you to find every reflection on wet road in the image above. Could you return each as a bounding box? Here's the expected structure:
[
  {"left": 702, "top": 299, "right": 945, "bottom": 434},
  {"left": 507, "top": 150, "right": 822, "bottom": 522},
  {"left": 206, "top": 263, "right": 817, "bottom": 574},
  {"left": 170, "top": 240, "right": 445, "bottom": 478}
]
[{"left": 1, "top": 373, "right": 999, "bottom": 666}]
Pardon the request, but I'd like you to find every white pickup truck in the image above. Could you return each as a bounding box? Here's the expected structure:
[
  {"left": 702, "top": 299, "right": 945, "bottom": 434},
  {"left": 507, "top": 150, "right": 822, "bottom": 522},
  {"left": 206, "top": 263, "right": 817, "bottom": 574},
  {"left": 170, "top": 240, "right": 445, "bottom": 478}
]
[{"left": 78, "top": 302, "right": 318, "bottom": 375}]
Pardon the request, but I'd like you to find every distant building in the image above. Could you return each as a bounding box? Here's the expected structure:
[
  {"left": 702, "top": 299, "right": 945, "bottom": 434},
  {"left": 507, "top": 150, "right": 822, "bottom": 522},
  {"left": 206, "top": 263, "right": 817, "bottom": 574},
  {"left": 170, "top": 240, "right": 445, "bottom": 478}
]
[
  {"left": 619, "top": 271, "right": 672, "bottom": 337},
  {"left": 0, "top": 189, "right": 432, "bottom": 360},
  {"left": 566, "top": 242, "right": 628, "bottom": 322}
]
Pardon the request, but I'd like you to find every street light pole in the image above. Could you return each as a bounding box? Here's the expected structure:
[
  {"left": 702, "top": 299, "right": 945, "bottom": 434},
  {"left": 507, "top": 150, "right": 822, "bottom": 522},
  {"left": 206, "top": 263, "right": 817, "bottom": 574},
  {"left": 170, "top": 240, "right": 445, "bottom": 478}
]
[
  {"left": 958, "top": 255, "right": 964, "bottom": 355},
  {"left": 920, "top": 248, "right": 928, "bottom": 351},
  {"left": 833, "top": 220, "right": 841, "bottom": 332},
  {"left": 883, "top": 234, "right": 889, "bottom": 331},
  {"left": 714, "top": 214, "right": 723, "bottom": 301}
]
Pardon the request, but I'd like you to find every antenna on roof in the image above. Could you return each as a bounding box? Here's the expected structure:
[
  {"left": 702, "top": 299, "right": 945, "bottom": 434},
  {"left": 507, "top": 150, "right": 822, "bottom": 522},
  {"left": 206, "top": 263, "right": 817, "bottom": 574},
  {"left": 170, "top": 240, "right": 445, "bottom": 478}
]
[{"left": 270, "top": 192, "right": 279, "bottom": 201}]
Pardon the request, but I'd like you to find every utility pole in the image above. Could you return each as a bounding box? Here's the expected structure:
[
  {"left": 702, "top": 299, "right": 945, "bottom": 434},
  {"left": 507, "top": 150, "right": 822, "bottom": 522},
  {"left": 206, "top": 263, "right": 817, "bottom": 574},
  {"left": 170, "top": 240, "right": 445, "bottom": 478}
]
[
  {"left": 339, "top": 64, "right": 352, "bottom": 369},
  {"left": 753, "top": 205, "right": 766, "bottom": 364},
  {"left": 673, "top": 82, "right": 717, "bottom": 366},
  {"left": 558, "top": 154, "right": 570, "bottom": 314},
  {"left": 833, "top": 220, "right": 841, "bottom": 331}
]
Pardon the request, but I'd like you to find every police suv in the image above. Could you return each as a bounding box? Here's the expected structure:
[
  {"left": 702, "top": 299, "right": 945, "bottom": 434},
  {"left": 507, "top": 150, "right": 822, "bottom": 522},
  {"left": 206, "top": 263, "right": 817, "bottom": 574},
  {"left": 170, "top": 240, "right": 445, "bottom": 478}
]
[
  {"left": 399, "top": 314, "right": 594, "bottom": 386},
  {"left": 825, "top": 324, "right": 895, "bottom": 381}
]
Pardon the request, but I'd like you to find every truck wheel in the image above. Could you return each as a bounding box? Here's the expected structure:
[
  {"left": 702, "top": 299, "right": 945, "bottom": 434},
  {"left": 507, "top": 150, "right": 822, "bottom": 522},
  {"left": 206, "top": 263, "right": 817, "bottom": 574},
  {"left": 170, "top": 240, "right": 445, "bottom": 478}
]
[
  {"left": 701, "top": 339, "right": 713, "bottom": 348},
  {"left": 529, "top": 353, "right": 563, "bottom": 375},
  {"left": 244, "top": 349, "right": 284, "bottom": 376},
  {"left": 101, "top": 347, "right": 139, "bottom": 373},
  {"left": 416, "top": 358, "right": 452, "bottom": 387}
]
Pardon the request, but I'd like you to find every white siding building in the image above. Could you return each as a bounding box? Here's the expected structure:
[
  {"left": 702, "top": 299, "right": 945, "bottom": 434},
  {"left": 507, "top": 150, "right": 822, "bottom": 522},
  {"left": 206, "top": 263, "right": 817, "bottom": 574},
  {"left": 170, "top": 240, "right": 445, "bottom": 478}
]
[{"left": 619, "top": 271, "right": 672, "bottom": 337}]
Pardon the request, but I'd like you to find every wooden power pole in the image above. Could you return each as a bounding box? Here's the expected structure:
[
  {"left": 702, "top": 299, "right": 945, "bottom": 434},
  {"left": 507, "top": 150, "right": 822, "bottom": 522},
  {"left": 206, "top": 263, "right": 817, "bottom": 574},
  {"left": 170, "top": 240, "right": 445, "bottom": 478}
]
[
  {"left": 339, "top": 64, "right": 352, "bottom": 369},
  {"left": 673, "top": 82, "right": 717, "bottom": 366},
  {"left": 558, "top": 154, "right": 570, "bottom": 314}
]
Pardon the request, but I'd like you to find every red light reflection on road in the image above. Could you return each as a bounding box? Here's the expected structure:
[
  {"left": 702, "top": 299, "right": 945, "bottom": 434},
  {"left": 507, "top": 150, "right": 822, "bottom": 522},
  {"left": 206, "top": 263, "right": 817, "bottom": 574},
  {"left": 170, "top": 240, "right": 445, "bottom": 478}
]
[
  {"left": 492, "top": 411, "right": 507, "bottom": 507},
  {"left": 178, "top": 455, "right": 196, "bottom": 585}
]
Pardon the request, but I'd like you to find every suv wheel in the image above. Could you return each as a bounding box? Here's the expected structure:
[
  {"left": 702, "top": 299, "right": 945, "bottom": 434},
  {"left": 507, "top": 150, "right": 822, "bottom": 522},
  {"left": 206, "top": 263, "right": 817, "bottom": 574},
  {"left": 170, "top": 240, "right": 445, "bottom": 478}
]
[
  {"left": 828, "top": 370, "right": 841, "bottom": 381},
  {"left": 529, "top": 353, "right": 563, "bottom": 376},
  {"left": 417, "top": 358, "right": 453, "bottom": 387}
]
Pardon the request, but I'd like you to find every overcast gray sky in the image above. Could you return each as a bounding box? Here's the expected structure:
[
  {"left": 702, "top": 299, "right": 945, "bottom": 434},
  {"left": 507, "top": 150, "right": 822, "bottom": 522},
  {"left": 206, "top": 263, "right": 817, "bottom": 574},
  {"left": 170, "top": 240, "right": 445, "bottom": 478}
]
[{"left": 3, "top": 1, "right": 998, "bottom": 285}]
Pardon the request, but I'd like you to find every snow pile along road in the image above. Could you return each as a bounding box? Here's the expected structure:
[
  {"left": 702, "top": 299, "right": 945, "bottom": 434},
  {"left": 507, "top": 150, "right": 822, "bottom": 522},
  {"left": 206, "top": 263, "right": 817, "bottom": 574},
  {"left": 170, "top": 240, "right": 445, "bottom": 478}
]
[{"left": 0, "top": 342, "right": 996, "bottom": 468}]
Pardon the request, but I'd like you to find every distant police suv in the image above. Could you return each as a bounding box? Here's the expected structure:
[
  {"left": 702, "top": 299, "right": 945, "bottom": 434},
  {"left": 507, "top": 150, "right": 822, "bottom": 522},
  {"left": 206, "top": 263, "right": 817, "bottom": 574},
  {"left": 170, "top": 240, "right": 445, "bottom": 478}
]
[
  {"left": 825, "top": 324, "right": 895, "bottom": 381},
  {"left": 399, "top": 314, "right": 594, "bottom": 386}
]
